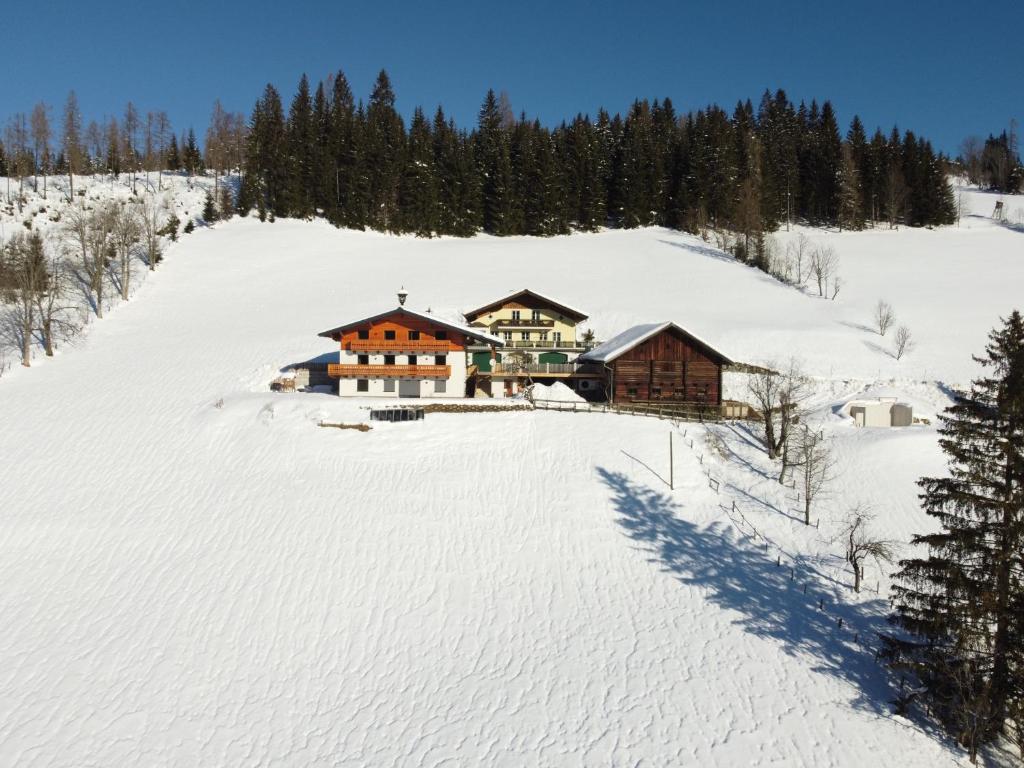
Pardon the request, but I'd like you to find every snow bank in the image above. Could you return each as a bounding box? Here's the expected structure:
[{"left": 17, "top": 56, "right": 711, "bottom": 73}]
[{"left": 526, "top": 380, "right": 586, "bottom": 404}]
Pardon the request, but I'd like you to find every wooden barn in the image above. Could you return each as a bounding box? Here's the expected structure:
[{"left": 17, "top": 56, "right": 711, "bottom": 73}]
[{"left": 579, "top": 322, "right": 733, "bottom": 406}]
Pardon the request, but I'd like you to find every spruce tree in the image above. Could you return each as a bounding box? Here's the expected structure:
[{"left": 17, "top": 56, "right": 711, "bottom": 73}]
[
  {"left": 365, "top": 70, "right": 405, "bottom": 232},
  {"left": 397, "top": 107, "right": 438, "bottom": 236},
  {"left": 886, "top": 311, "right": 1024, "bottom": 761},
  {"left": 165, "top": 133, "right": 181, "bottom": 172},
  {"left": 476, "top": 89, "right": 514, "bottom": 234},
  {"left": 284, "top": 74, "right": 315, "bottom": 217}
]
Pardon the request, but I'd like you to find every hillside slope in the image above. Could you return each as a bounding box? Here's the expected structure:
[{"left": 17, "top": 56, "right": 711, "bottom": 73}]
[{"left": 0, "top": 185, "right": 1020, "bottom": 765}]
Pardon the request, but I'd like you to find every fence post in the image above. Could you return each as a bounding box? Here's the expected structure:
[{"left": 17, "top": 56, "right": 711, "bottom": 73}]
[{"left": 669, "top": 431, "right": 674, "bottom": 491}]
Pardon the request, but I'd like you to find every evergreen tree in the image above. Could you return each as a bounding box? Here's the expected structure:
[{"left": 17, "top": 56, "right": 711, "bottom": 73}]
[
  {"left": 838, "top": 142, "right": 863, "bottom": 231},
  {"left": 165, "top": 133, "right": 181, "bottom": 172},
  {"left": 365, "top": 70, "right": 405, "bottom": 231},
  {"left": 202, "top": 190, "right": 218, "bottom": 222},
  {"left": 182, "top": 127, "right": 204, "bottom": 176},
  {"left": 397, "top": 107, "right": 438, "bottom": 236},
  {"left": 284, "top": 74, "right": 315, "bottom": 217},
  {"left": 0, "top": 140, "right": 7, "bottom": 177},
  {"left": 885, "top": 311, "right": 1024, "bottom": 761},
  {"left": 476, "top": 89, "right": 515, "bottom": 234}
]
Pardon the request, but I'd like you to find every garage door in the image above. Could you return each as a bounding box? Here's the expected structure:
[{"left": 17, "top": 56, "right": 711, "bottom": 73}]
[
  {"left": 398, "top": 380, "right": 421, "bottom": 398},
  {"left": 538, "top": 351, "right": 568, "bottom": 364}
]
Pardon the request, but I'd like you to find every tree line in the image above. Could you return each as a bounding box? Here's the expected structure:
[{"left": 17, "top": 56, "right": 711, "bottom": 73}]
[
  {"left": 0, "top": 91, "right": 243, "bottom": 206},
  {"left": 237, "top": 69, "right": 958, "bottom": 262}
]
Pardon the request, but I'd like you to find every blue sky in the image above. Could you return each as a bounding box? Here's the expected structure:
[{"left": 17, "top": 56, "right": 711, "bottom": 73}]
[{"left": 1, "top": 0, "right": 1019, "bottom": 154}]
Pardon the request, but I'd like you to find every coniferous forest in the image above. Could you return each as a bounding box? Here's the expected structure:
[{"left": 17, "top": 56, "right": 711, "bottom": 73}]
[{"left": 237, "top": 69, "right": 958, "bottom": 257}]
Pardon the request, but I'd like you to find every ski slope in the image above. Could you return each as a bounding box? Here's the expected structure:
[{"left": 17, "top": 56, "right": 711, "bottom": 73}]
[{"left": 0, "top": 181, "right": 1021, "bottom": 765}]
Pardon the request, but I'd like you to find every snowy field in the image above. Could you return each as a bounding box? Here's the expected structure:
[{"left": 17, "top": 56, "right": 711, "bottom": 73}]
[{"left": 0, "top": 179, "right": 1021, "bottom": 765}]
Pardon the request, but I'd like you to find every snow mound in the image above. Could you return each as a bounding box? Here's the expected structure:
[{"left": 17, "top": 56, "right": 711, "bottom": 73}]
[{"left": 527, "top": 381, "right": 586, "bottom": 404}]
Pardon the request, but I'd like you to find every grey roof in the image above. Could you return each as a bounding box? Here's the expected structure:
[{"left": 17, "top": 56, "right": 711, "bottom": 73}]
[{"left": 580, "top": 321, "right": 733, "bottom": 364}]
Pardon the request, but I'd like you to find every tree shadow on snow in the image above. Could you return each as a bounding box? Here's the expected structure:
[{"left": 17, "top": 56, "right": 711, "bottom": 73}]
[{"left": 598, "top": 466, "right": 900, "bottom": 716}]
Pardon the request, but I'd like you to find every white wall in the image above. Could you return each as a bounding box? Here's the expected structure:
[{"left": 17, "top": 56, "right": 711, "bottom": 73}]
[{"left": 336, "top": 348, "right": 467, "bottom": 398}]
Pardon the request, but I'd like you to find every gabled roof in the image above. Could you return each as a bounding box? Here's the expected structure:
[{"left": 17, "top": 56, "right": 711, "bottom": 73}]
[
  {"left": 464, "top": 289, "right": 589, "bottom": 322},
  {"left": 580, "top": 322, "right": 734, "bottom": 365},
  {"left": 318, "top": 306, "right": 504, "bottom": 346}
]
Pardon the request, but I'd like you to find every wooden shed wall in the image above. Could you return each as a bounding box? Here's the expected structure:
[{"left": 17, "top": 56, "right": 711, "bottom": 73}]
[{"left": 609, "top": 329, "right": 724, "bottom": 404}]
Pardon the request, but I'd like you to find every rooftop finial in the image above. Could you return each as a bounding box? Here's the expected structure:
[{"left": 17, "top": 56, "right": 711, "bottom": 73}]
[{"left": 397, "top": 286, "right": 408, "bottom": 306}]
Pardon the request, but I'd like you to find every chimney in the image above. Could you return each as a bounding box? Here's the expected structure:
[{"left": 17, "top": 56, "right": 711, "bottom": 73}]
[{"left": 397, "top": 286, "right": 408, "bottom": 306}]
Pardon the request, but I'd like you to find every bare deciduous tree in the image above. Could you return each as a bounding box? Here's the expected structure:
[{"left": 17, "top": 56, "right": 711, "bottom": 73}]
[
  {"left": 747, "top": 359, "right": 810, "bottom": 481},
  {"left": 0, "top": 232, "right": 47, "bottom": 366},
  {"left": 34, "top": 246, "right": 77, "bottom": 357},
  {"left": 110, "top": 202, "right": 142, "bottom": 300},
  {"left": 61, "top": 91, "right": 83, "bottom": 202},
  {"left": 893, "top": 325, "right": 914, "bottom": 360},
  {"left": 785, "top": 232, "right": 812, "bottom": 285},
  {"left": 140, "top": 194, "right": 166, "bottom": 271},
  {"left": 30, "top": 102, "right": 51, "bottom": 199},
  {"left": 63, "top": 203, "right": 114, "bottom": 318},
  {"left": 836, "top": 505, "right": 895, "bottom": 592},
  {"left": 793, "top": 424, "right": 834, "bottom": 525},
  {"left": 874, "top": 300, "right": 895, "bottom": 336},
  {"left": 809, "top": 244, "right": 838, "bottom": 297}
]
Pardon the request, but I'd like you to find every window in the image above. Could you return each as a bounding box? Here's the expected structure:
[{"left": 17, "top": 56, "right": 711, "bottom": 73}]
[
  {"left": 408, "top": 355, "right": 418, "bottom": 365},
  {"left": 357, "top": 329, "right": 369, "bottom": 340},
  {"left": 626, "top": 387, "right": 638, "bottom": 398},
  {"left": 531, "top": 309, "right": 541, "bottom": 321},
  {"left": 384, "top": 330, "right": 396, "bottom": 340},
  {"left": 651, "top": 387, "right": 662, "bottom": 398},
  {"left": 511, "top": 310, "right": 521, "bottom": 321},
  {"left": 435, "top": 355, "right": 446, "bottom": 365},
  {"left": 383, "top": 380, "right": 395, "bottom": 393},
  {"left": 435, "top": 380, "right": 447, "bottom": 393},
  {"left": 409, "top": 330, "right": 420, "bottom": 340},
  {"left": 356, "top": 379, "right": 369, "bottom": 392},
  {"left": 522, "top": 332, "right": 531, "bottom": 341},
  {"left": 539, "top": 331, "right": 548, "bottom": 341},
  {"left": 384, "top": 355, "right": 395, "bottom": 365},
  {"left": 503, "top": 331, "right": 512, "bottom": 341},
  {"left": 553, "top": 331, "right": 562, "bottom": 343},
  {"left": 435, "top": 331, "right": 447, "bottom": 340},
  {"left": 357, "top": 354, "right": 369, "bottom": 365}
]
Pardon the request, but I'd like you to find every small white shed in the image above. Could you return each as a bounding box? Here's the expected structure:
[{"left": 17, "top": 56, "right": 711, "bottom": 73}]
[{"left": 848, "top": 390, "right": 913, "bottom": 428}]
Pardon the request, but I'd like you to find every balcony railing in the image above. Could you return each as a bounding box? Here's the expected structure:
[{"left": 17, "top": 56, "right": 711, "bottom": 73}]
[
  {"left": 327, "top": 364, "right": 451, "bottom": 378},
  {"left": 492, "top": 318, "right": 555, "bottom": 328},
  {"left": 346, "top": 340, "right": 451, "bottom": 353},
  {"left": 492, "top": 362, "right": 603, "bottom": 376},
  {"left": 469, "top": 340, "right": 597, "bottom": 350}
]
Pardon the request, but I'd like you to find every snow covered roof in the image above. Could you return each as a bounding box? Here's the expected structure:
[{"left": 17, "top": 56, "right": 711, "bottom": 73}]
[
  {"left": 580, "top": 322, "right": 734, "bottom": 365},
  {"left": 318, "top": 306, "right": 505, "bottom": 346},
  {"left": 464, "top": 289, "right": 589, "bottom": 322}
]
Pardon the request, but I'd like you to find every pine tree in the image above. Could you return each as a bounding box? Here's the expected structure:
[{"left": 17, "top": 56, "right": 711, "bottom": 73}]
[
  {"left": 885, "top": 311, "right": 1024, "bottom": 761},
  {"left": 182, "top": 127, "right": 204, "bottom": 176},
  {"left": 397, "top": 107, "right": 438, "bottom": 236},
  {"left": 365, "top": 70, "right": 405, "bottom": 232},
  {"left": 165, "top": 133, "right": 181, "bottom": 172},
  {"left": 838, "top": 142, "right": 863, "bottom": 231},
  {"left": 284, "top": 74, "right": 315, "bottom": 217},
  {"left": 202, "top": 190, "right": 218, "bottom": 223},
  {"left": 476, "top": 89, "right": 514, "bottom": 234}
]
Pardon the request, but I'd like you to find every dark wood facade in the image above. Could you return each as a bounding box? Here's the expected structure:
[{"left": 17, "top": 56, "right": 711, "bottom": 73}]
[{"left": 608, "top": 328, "right": 726, "bottom": 405}]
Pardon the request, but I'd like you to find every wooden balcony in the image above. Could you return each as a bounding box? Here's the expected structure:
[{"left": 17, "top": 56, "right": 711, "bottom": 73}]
[
  {"left": 492, "top": 318, "right": 555, "bottom": 328},
  {"left": 328, "top": 363, "right": 451, "bottom": 379},
  {"left": 346, "top": 340, "right": 451, "bottom": 353}
]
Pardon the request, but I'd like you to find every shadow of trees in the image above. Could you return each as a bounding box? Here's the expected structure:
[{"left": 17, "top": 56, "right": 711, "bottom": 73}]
[{"left": 598, "top": 465, "right": 898, "bottom": 715}]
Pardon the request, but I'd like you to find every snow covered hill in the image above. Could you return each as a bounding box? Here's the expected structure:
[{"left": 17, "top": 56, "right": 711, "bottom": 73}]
[{"left": 0, "top": 180, "right": 1020, "bottom": 765}]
